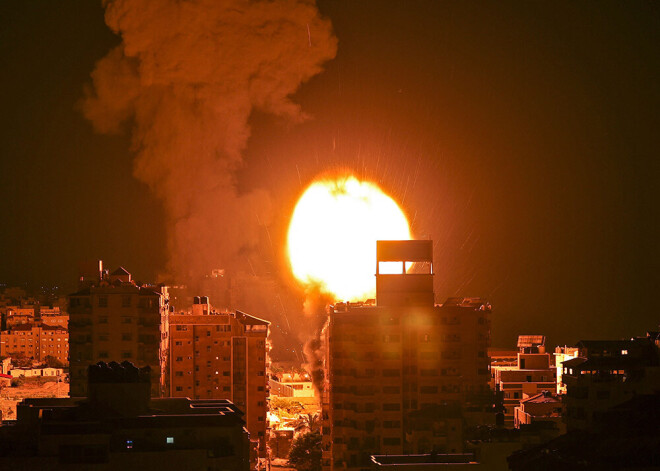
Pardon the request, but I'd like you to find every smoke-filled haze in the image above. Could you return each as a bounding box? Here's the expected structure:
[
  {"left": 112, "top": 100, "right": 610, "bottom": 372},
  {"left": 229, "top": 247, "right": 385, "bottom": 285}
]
[{"left": 82, "top": 0, "right": 337, "bottom": 283}]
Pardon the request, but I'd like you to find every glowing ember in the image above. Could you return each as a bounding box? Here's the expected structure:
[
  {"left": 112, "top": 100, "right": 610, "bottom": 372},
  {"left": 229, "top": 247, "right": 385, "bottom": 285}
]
[{"left": 287, "top": 175, "right": 411, "bottom": 301}]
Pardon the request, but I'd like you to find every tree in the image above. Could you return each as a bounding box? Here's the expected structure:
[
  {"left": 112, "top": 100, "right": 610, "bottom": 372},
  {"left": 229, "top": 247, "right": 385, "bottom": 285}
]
[
  {"left": 43, "top": 355, "right": 64, "bottom": 369},
  {"left": 292, "top": 412, "right": 320, "bottom": 433},
  {"left": 288, "top": 430, "right": 322, "bottom": 471}
]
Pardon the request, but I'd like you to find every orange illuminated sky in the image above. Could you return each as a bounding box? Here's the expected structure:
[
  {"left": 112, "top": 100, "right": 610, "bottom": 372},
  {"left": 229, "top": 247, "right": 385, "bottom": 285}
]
[{"left": 0, "top": 1, "right": 658, "bottom": 349}]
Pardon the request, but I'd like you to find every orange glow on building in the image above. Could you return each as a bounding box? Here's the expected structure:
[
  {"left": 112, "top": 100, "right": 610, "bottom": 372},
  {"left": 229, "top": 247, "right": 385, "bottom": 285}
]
[{"left": 287, "top": 175, "right": 411, "bottom": 301}]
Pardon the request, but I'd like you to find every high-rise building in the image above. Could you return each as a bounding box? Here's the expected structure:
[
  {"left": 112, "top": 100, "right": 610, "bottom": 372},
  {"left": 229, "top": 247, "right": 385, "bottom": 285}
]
[
  {"left": 68, "top": 262, "right": 169, "bottom": 397},
  {"left": 321, "top": 240, "right": 493, "bottom": 471},
  {"left": 168, "top": 296, "right": 269, "bottom": 457}
]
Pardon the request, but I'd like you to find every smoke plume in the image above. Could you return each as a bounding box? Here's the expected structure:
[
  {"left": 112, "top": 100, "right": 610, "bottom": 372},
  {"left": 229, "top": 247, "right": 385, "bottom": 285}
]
[
  {"left": 301, "top": 286, "right": 333, "bottom": 394},
  {"left": 82, "top": 0, "right": 337, "bottom": 282}
]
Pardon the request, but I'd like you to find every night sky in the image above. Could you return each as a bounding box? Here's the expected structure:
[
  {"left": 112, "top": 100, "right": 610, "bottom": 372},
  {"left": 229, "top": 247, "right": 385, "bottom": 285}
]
[{"left": 1, "top": 1, "right": 658, "bottom": 349}]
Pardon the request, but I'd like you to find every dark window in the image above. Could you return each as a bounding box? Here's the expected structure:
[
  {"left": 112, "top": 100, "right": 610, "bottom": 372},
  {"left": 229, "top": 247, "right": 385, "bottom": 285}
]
[
  {"left": 382, "top": 369, "right": 400, "bottom": 377},
  {"left": 383, "top": 403, "right": 400, "bottom": 411},
  {"left": 98, "top": 296, "right": 108, "bottom": 308},
  {"left": 383, "top": 437, "right": 401, "bottom": 446},
  {"left": 122, "top": 295, "right": 131, "bottom": 308}
]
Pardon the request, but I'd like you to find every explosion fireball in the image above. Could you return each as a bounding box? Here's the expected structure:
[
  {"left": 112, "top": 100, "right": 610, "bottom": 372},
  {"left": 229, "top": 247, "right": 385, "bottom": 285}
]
[{"left": 287, "top": 175, "right": 411, "bottom": 302}]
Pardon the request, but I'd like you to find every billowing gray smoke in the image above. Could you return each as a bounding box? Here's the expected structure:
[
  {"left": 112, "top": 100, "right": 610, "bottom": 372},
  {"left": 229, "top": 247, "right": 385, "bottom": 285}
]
[{"left": 82, "top": 0, "right": 337, "bottom": 282}]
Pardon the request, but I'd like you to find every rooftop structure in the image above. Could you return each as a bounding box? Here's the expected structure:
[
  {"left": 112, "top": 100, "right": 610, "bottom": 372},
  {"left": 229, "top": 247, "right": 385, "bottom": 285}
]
[{"left": 0, "top": 361, "right": 249, "bottom": 469}]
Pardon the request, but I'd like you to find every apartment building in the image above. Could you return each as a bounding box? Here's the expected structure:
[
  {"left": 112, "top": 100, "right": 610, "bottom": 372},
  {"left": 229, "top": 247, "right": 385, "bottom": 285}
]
[
  {"left": 168, "top": 296, "right": 269, "bottom": 456},
  {"left": 321, "top": 240, "right": 492, "bottom": 471},
  {"left": 68, "top": 261, "right": 169, "bottom": 397},
  {"left": 562, "top": 333, "right": 660, "bottom": 431},
  {"left": 491, "top": 335, "right": 556, "bottom": 427},
  {"left": 0, "top": 323, "right": 69, "bottom": 365}
]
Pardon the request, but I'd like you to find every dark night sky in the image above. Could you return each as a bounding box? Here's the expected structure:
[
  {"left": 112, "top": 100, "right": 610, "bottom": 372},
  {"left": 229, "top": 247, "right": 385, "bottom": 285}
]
[{"left": 1, "top": 1, "right": 658, "bottom": 349}]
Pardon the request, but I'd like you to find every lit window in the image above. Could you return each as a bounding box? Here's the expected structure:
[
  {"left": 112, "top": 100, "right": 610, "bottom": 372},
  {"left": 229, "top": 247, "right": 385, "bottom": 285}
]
[
  {"left": 621, "top": 350, "right": 628, "bottom": 355},
  {"left": 166, "top": 437, "right": 174, "bottom": 444}
]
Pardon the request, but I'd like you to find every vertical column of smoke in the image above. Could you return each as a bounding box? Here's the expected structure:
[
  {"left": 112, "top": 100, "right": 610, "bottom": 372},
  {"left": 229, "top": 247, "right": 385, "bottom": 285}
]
[
  {"left": 81, "top": 0, "right": 337, "bottom": 282},
  {"left": 302, "top": 288, "right": 333, "bottom": 395}
]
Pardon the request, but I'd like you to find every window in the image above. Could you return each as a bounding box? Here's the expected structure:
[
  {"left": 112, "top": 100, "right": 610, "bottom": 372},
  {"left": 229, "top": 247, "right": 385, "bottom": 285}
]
[
  {"left": 383, "top": 403, "right": 400, "bottom": 411},
  {"left": 175, "top": 386, "right": 183, "bottom": 392},
  {"left": 122, "top": 333, "right": 132, "bottom": 341},
  {"left": 122, "top": 295, "right": 131, "bottom": 308},
  {"left": 176, "top": 356, "right": 183, "bottom": 362},
  {"left": 166, "top": 437, "right": 174, "bottom": 444},
  {"left": 223, "top": 371, "right": 230, "bottom": 376},
  {"left": 382, "top": 369, "right": 400, "bottom": 377},
  {"left": 99, "top": 351, "right": 109, "bottom": 359},
  {"left": 98, "top": 296, "right": 108, "bottom": 308},
  {"left": 175, "top": 325, "right": 188, "bottom": 331},
  {"left": 420, "top": 386, "right": 438, "bottom": 394},
  {"left": 122, "top": 351, "right": 131, "bottom": 359},
  {"left": 383, "top": 437, "right": 401, "bottom": 446},
  {"left": 175, "top": 371, "right": 183, "bottom": 377},
  {"left": 621, "top": 350, "right": 628, "bottom": 355},
  {"left": 122, "top": 317, "right": 132, "bottom": 324},
  {"left": 98, "top": 316, "right": 108, "bottom": 324}
]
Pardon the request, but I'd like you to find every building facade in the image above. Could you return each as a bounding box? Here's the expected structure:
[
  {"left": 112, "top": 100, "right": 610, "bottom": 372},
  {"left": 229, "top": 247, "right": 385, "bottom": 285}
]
[
  {"left": 0, "top": 323, "right": 69, "bottom": 365},
  {"left": 68, "top": 262, "right": 169, "bottom": 397},
  {"left": 491, "top": 335, "right": 556, "bottom": 427},
  {"left": 0, "top": 362, "right": 249, "bottom": 470},
  {"left": 322, "top": 240, "right": 493, "bottom": 471},
  {"left": 168, "top": 296, "right": 269, "bottom": 456},
  {"left": 562, "top": 334, "right": 660, "bottom": 431}
]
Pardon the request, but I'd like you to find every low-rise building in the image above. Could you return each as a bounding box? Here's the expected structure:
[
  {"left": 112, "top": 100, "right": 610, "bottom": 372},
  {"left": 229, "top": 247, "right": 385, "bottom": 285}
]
[
  {"left": 0, "top": 361, "right": 250, "bottom": 470},
  {"left": 492, "top": 335, "right": 556, "bottom": 427},
  {"left": 513, "top": 391, "right": 563, "bottom": 431},
  {"left": 8, "top": 367, "right": 63, "bottom": 378},
  {"left": 562, "top": 333, "right": 660, "bottom": 431}
]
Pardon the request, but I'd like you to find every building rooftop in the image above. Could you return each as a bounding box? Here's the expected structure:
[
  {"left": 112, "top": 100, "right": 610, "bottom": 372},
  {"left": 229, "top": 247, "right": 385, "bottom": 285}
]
[{"left": 517, "top": 335, "right": 546, "bottom": 348}]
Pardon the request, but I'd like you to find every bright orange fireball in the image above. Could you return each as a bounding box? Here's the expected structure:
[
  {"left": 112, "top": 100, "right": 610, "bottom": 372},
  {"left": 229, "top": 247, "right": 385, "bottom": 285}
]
[{"left": 287, "top": 175, "right": 411, "bottom": 301}]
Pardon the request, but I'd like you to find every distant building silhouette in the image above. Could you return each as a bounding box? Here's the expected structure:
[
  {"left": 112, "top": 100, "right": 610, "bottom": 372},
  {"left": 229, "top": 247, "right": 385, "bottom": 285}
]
[
  {"left": 0, "top": 361, "right": 249, "bottom": 470},
  {"left": 562, "top": 332, "right": 660, "bottom": 431},
  {"left": 68, "top": 261, "right": 169, "bottom": 397},
  {"left": 321, "top": 240, "right": 494, "bottom": 470}
]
